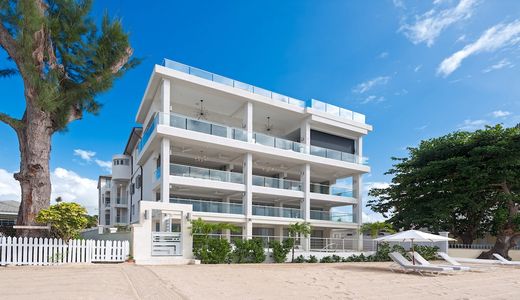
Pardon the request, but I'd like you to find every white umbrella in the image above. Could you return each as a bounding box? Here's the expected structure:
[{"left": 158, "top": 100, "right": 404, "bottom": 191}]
[{"left": 374, "top": 230, "right": 456, "bottom": 264}]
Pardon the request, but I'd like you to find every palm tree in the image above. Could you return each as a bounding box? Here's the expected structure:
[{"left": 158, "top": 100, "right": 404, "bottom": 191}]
[
  {"left": 288, "top": 222, "right": 311, "bottom": 262},
  {"left": 361, "top": 222, "right": 395, "bottom": 238}
]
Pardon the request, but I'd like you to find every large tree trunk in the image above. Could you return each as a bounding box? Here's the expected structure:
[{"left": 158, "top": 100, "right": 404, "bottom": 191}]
[
  {"left": 14, "top": 98, "right": 53, "bottom": 237},
  {"left": 477, "top": 230, "right": 519, "bottom": 260}
]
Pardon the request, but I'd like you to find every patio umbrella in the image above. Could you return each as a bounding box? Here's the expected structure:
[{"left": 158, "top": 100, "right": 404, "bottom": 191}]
[{"left": 374, "top": 230, "right": 456, "bottom": 264}]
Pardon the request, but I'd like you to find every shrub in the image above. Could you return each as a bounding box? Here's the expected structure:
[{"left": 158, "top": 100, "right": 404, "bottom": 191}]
[
  {"left": 306, "top": 255, "right": 318, "bottom": 263},
  {"left": 198, "top": 238, "right": 232, "bottom": 264},
  {"left": 341, "top": 242, "right": 439, "bottom": 263},
  {"left": 320, "top": 256, "right": 334, "bottom": 263},
  {"left": 270, "top": 239, "right": 293, "bottom": 263},
  {"left": 35, "top": 202, "right": 89, "bottom": 240},
  {"left": 413, "top": 245, "right": 440, "bottom": 261},
  {"left": 332, "top": 254, "right": 341, "bottom": 262},
  {"left": 294, "top": 255, "right": 306, "bottom": 263},
  {"left": 232, "top": 238, "right": 266, "bottom": 263}
]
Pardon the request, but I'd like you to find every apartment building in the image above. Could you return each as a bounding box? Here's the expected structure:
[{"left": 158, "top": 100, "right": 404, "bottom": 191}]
[{"left": 99, "top": 59, "right": 372, "bottom": 251}]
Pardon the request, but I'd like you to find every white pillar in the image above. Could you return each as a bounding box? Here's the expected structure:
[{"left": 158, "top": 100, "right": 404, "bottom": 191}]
[
  {"left": 439, "top": 232, "right": 449, "bottom": 254},
  {"left": 161, "top": 79, "right": 171, "bottom": 124},
  {"left": 300, "top": 118, "right": 311, "bottom": 153},
  {"left": 160, "top": 138, "right": 170, "bottom": 203},
  {"left": 243, "top": 102, "right": 253, "bottom": 142},
  {"left": 275, "top": 225, "right": 284, "bottom": 242},
  {"left": 243, "top": 153, "right": 253, "bottom": 238},
  {"left": 300, "top": 163, "right": 311, "bottom": 251},
  {"left": 353, "top": 174, "right": 363, "bottom": 251}
]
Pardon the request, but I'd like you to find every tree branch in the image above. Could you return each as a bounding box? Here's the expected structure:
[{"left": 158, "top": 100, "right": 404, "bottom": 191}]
[
  {"left": 0, "top": 22, "right": 18, "bottom": 61},
  {"left": 0, "top": 112, "right": 23, "bottom": 132}
]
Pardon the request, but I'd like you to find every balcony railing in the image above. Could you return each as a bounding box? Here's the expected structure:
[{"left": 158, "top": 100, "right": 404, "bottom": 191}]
[
  {"left": 252, "top": 175, "right": 302, "bottom": 191},
  {"left": 170, "top": 197, "right": 243, "bottom": 214},
  {"left": 156, "top": 112, "right": 368, "bottom": 165},
  {"left": 252, "top": 204, "right": 302, "bottom": 218},
  {"left": 311, "top": 99, "right": 366, "bottom": 124},
  {"left": 310, "top": 210, "right": 354, "bottom": 223},
  {"left": 154, "top": 168, "right": 161, "bottom": 180},
  {"left": 138, "top": 113, "right": 159, "bottom": 154},
  {"left": 310, "top": 183, "right": 353, "bottom": 197},
  {"left": 116, "top": 197, "right": 127, "bottom": 205},
  {"left": 170, "top": 163, "right": 244, "bottom": 184},
  {"left": 164, "top": 59, "right": 306, "bottom": 108}
]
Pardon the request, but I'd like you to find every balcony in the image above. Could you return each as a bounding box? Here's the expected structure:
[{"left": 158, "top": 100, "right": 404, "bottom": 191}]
[
  {"left": 310, "top": 183, "right": 353, "bottom": 197},
  {"left": 115, "top": 197, "right": 127, "bottom": 205},
  {"left": 164, "top": 59, "right": 306, "bottom": 108},
  {"left": 138, "top": 114, "right": 158, "bottom": 154},
  {"left": 252, "top": 175, "right": 302, "bottom": 191},
  {"left": 170, "top": 163, "right": 244, "bottom": 184},
  {"left": 252, "top": 204, "right": 302, "bottom": 219},
  {"left": 310, "top": 99, "right": 366, "bottom": 124},
  {"left": 170, "top": 197, "right": 243, "bottom": 215},
  {"left": 157, "top": 112, "right": 368, "bottom": 165},
  {"left": 310, "top": 210, "right": 354, "bottom": 223}
]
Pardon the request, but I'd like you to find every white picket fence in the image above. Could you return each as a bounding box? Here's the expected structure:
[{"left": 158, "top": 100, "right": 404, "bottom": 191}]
[{"left": 0, "top": 236, "right": 130, "bottom": 266}]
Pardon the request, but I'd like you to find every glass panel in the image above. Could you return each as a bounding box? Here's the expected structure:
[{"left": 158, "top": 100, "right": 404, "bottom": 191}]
[
  {"left": 310, "top": 145, "right": 327, "bottom": 158},
  {"left": 187, "top": 119, "right": 211, "bottom": 134},
  {"left": 189, "top": 67, "right": 213, "bottom": 80},
  {"left": 272, "top": 92, "right": 289, "bottom": 103},
  {"left": 170, "top": 164, "right": 189, "bottom": 177},
  {"left": 326, "top": 104, "right": 340, "bottom": 117},
  {"left": 252, "top": 175, "right": 264, "bottom": 187},
  {"left": 170, "top": 115, "right": 186, "bottom": 129},
  {"left": 253, "top": 86, "right": 271, "bottom": 98},
  {"left": 233, "top": 129, "right": 248, "bottom": 141},
  {"left": 274, "top": 138, "right": 293, "bottom": 150},
  {"left": 213, "top": 74, "right": 233, "bottom": 86},
  {"left": 164, "top": 60, "right": 189, "bottom": 73},
  {"left": 311, "top": 99, "right": 327, "bottom": 111},
  {"left": 211, "top": 124, "right": 227, "bottom": 138},
  {"left": 327, "top": 149, "right": 342, "bottom": 160},
  {"left": 234, "top": 80, "right": 253, "bottom": 92},
  {"left": 339, "top": 108, "right": 353, "bottom": 120},
  {"left": 254, "top": 133, "right": 275, "bottom": 147}
]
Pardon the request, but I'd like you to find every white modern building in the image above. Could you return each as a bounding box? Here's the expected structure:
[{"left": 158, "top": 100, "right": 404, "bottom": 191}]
[{"left": 98, "top": 59, "right": 372, "bottom": 258}]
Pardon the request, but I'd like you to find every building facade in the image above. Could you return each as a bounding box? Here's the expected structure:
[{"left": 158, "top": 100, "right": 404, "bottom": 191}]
[{"left": 99, "top": 59, "right": 372, "bottom": 252}]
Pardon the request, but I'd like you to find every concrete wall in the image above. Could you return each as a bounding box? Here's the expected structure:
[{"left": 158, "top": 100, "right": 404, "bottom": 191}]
[{"left": 448, "top": 248, "right": 520, "bottom": 261}]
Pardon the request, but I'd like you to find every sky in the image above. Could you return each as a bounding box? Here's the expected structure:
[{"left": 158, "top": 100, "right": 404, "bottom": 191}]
[{"left": 1, "top": 0, "right": 520, "bottom": 217}]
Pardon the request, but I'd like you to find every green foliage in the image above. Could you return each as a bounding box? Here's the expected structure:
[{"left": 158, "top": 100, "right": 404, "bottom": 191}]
[
  {"left": 294, "top": 255, "right": 306, "bottom": 263},
  {"left": 0, "top": 0, "right": 139, "bottom": 130},
  {"left": 269, "top": 239, "right": 293, "bottom": 263},
  {"left": 340, "top": 242, "right": 439, "bottom": 263},
  {"left": 288, "top": 222, "right": 311, "bottom": 262},
  {"left": 306, "top": 255, "right": 318, "bottom": 263},
  {"left": 35, "top": 202, "right": 89, "bottom": 240},
  {"left": 412, "top": 245, "right": 440, "bottom": 261},
  {"left": 85, "top": 215, "right": 98, "bottom": 228},
  {"left": 320, "top": 256, "right": 334, "bottom": 263},
  {"left": 368, "top": 125, "right": 520, "bottom": 245},
  {"left": 190, "top": 218, "right": 238, "bottom": 264},
  {"left": 232, "top": 239, "right": 266, "bottom": 263},
  {"left": 361, "top": 222, "right": 396, "bottom": 238}
]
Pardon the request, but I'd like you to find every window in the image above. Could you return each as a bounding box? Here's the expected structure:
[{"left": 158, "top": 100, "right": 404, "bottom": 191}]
[
  {"left": 136, "top": 175, "right": 142, "bottom": 189},
  {"left": 113, "top": 159, "right": 129, "bottom": 166},
  {"left": 130, "top": 183, "right": 135, "bottom": 194}
]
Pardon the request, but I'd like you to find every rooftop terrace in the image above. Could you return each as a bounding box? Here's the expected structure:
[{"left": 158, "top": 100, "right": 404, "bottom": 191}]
[{"left": 163, "top": 59, "right": 366, "bottom": 124}]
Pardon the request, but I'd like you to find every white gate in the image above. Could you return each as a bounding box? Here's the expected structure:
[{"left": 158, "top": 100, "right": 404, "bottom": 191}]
[{"left": 0, "top": 236, "right": 129, "bottom": 266}]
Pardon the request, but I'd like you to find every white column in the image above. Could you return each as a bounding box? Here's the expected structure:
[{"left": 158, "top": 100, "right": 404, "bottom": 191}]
[
  {"left": 243, "top": 102, "right": 253, "bottom": 142},
  {"left": 439, "top": 232, "right": 449, "bottom": 254},
  {"left": 300, "top": 163, "right": 311, "bottom": 251},
  {"left": 243, "top": 153, "right": 253, "bottom": 238},
  {"left": 356, "top": 137, "right": 363, "bottom": 164},
  {"left": 160, "top": 138, "right": 170, "bottom": 203},
  {"left": 353, "top": 174, "right": 363, "bottom": 251},
  {"left": 161, "top": 79, "right": 171, "bottom": 124},
  {"left": 275, "top": 225, "right": 284, "bottom": 242},
  {"left": 300, "top": 118, "right": 311, "bottom": 152}
]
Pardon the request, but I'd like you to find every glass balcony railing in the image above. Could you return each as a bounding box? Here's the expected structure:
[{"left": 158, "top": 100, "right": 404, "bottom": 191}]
[
  {"left": 252, "top": 132, "right": 306, "bottom": 153},
  {"left": 252, "top": 175, "right": 302, "bottom": 191},
  {"left": 310, "top": 210, "right": 353, "bottom": 223},
  {"left": 170, "top": 197, "right": 243, "bottom": 214},
  {"left": 170, "top": 163, "right": 244, "bottom": 184},
  {"left": 163, "top": 113, "right": 248, "bottom": 141},
  {"left": 116, "top": 197, "right": 127, "bottom": 205},
  {"left": 164, "top": 59, "right": 306, "bottom": 108},
  {"left": 138, "top": 113, "right": 159, "bottom": 154},
  {"left": 252, "top": 205, "right": 302, "bottom": 218},
  {"left": 310, "top": 183, "right": 353, "bottom": 197},
  {"left": 154, "top": 168, "right": 161, "bottom": 180},
  {"left": 311, "top": 99, "right": 366, "bottom": 124},
  {"left": 310, "top": 145, "right": 366, "bottom": 164}
]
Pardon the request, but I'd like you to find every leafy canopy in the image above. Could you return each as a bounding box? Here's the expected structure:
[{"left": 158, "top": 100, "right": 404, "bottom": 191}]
[
  {"left": 35, "top": 202, "right": 89, "bottom": 240},
  {"left": 368, "top": 125, "right": 520, "bottom": 243}
]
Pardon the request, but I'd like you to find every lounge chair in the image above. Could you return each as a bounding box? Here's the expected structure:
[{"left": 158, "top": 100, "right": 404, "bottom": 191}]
[
  {"left": 441, "top": 253, "right": 503, "bottom": 265},
  {"left": 409, "top": 252, "right": 470, "bottom": 271},
  {"left": 492, "top": 253, "right": 520, "bottom": 265},
  {"left": 388, "top": 252, "right": 453, "bottom": 275}
]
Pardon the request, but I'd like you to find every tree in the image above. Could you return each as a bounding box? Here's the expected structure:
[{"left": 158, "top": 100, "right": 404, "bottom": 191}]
[
  {"left": 361, "top": 222, "right": 395, "bottom": 238},
  {"left": 368, "top": 125, "right": 520, "bottom": 258},
  {"left": 35, "top": 202, "right": 89, "bottom": 240},
  {"left": 85, "top": 214, "right": 98, "bottom": 228},
  {"left": 288, "top": 222, "right": 311, "bottom": 262},
  {"left": 0, "top": 0, "right": 138, "bottom": 234},
  {"left": 190, "top": 218, "right": 239, "bottom": 262}
]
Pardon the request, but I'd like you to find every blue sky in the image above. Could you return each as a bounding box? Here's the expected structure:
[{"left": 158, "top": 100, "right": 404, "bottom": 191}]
[{"left": 1, "top": 0, "right": 520, "bottom": 217}]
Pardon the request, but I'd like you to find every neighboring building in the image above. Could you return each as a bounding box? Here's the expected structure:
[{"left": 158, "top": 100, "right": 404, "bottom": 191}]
[
  {"left": 0, "top": 200, "right": 19, "bottom": 226},
  {"left": 99, "top": 59, "right": 372, "bottom": 251}
]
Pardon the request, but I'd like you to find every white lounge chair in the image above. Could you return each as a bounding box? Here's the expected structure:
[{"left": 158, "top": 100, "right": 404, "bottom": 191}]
[
  {"left": 409, "top": 252, "right": 471, "bottom": 271},
  {"left": 492, "top": 253, "right": 520, "bottom": 265},
  {"left": 441, "top": 253, "right": 504, "bottom": 265},
  {"left": 388, "top": 252, "right": 453, "bottom": 275}
]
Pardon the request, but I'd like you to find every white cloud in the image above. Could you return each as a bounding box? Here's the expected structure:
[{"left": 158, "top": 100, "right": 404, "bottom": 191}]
[
  {"left": 400, "top": 0, "right": 477, "bottom": 47},
  {"left": 393, "top": 0, "right": 406, "bottom": 9},
  {"left": 491, "top": 110, "right": 511, "bottom": 118},
  {"left": 353, "top": 76, "right": 390, "bottom": 94},
  {"left": 457, "top": 119, "right": 488, "bottom": 131},
  {"left": 438, "top": 20, "right": 520, "bottom": 76},
  {"left": 95, "top": 159, "right": 112, "bottom": 172},
  {"left": 377, "top": 52, "right": 389, "bottom": 59},
  {"left": 361, "top": 95, "right": 385, "bottom": 104},
  {"left": 482, "top": 59, "right": 514, "bottom": 73},
  {"left": 0, "top": 168, "right": 98, "bottom": 214},
  {"left": 415, "top": 124, "right": 428, "bottom": 131},
  {"left": 73, "top": 149, "right": 96, "bottom": 162},
  {"left": 414, "top": 65, "right": 422, "bottom": 72},
  {"left": 362, "top": 181, "right": 390, "bottom": 223},
  {"left": 0, "top": 169, "right": 20, "bottom": 201}
]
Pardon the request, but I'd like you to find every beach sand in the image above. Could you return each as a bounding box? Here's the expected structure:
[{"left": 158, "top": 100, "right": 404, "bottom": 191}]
[{"left": 1, "top": 262, "right": 519, "bottom": 299}]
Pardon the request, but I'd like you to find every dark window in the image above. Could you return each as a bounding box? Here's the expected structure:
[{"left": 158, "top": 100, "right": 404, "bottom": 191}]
[{"left": 310, "top": 130, "right": 355, "bottom": 154}]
